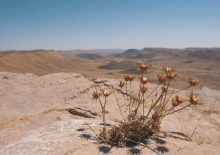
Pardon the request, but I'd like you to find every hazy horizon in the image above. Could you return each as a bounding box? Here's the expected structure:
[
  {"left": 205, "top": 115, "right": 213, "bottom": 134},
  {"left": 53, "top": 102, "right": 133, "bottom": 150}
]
[
  {"left": 1, "top": 0, "right": 220, "bottom": 50},
  {"left": 2, "top": 47, "right": 220, "bottom": 52}
]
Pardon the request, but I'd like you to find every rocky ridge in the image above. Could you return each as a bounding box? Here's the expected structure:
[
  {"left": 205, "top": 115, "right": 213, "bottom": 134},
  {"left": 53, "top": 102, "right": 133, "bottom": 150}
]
[{"left": 0, "top": 72, "right": 220, "bottom": 155}]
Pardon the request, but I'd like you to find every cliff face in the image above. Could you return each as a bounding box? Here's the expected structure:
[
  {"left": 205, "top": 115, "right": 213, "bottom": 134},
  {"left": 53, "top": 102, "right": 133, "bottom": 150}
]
[{"left": 0, "top": 72, "right": 220, "bottom": 155}]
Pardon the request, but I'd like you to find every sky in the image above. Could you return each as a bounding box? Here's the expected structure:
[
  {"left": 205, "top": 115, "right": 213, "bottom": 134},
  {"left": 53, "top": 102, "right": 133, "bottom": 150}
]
[{"left": 0, "top": 0, "right": 220, "bottom": 50}]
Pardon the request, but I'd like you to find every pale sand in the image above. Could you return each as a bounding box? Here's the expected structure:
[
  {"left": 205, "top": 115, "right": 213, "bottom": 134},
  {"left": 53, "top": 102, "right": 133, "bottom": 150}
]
[{"left": 0, "top": 72, "right": 220, "bottom": 154}]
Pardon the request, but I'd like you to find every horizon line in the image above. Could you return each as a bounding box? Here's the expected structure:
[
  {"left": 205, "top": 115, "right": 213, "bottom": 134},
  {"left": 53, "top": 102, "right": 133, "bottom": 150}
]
[{"left": 1, "top": 47, "right": 220, "bottom": 52}]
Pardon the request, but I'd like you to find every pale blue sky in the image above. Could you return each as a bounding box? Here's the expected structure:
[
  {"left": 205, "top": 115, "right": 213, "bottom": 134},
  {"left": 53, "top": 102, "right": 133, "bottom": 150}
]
[{"left": 0, "top": 0, "right": 220, "bottom": 50}]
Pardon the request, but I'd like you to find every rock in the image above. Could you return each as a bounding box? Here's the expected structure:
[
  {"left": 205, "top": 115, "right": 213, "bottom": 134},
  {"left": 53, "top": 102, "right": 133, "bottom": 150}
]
[{"left": 0, "top": 72, "right": 220, "bottom": 155}]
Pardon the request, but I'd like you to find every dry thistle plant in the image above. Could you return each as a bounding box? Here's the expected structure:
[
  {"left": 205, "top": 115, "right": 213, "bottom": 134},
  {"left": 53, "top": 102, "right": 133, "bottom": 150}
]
[{"left": 88, "top": 63, "right": 204, "bottom": 147}]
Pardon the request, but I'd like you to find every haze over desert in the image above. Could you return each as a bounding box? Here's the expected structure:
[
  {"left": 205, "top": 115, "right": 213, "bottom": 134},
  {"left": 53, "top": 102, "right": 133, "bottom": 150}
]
[
  {"left": 0, "top": 48, "right": 220, "bottom": 154},
  {"left": 1, "top": 0, "right": 220, "bottom": 155}
]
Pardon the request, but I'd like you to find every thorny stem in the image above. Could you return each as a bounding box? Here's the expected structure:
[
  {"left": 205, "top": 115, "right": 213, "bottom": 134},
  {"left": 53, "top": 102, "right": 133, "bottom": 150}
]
[
  {"left": 164, "top": 89, "right": 175, "bottom": 105},
  {"left": 85, "top": 121, "right": 100, "bottom": 138},
  {"left": 94, "top": 83, "right": 108, "bottom": 139},
  {"left": 163, "top": 107, "right": 175, "bottom": 116},
  {"left": 112, "top": 87, "right": 126, "bottom": 122},
  {"left": 161, "top": 80, "right": 170, "bottom": 107},
  {"left": 159, "top": 80, "right": 170, "bottom": 113},
  {"left": 161, "top": 89, "right": 175, "bottom": 114},
  {"left": 138, "top": 71, "right": 144, "bottom": 102},
  {"left": 128, "top": 82, "right": 132, "bottom": 116},
  {"left": 145, "top": 94, "right": 163, "bottom": 119},
  {"left": 144, "top": 84, "right": 160, "bottom": 100},
  {"left": 126, "top": 81, "right": 128, "bottom": 100},
  {"left": 158, "top": 85, "right": 191, "bottom": 108},
  {"left": 90, "top": 65, "right": 201, "bottom": 147},
  {"left": 94, "top": 84, "right": 103, "bottom": 110},
  {"left": 129, "top": 81, "right": 134, "bottom": 116},
  {"left": 166, "top": 86, "right": 191, "bottom": 95},
  {"left": 148, "top": 102, "right": 192, "bottom": 126},
  {"left": 103, "top": 96, "right": 108, "bottom": 139},
  {"left": 159, "top": 83, "right": 165, "bottom": 107},
  {"left": 159, "top": 92, "right": 164, "bottom": 108},
  {"left": 133, "top": 83, "right": 160, "bottom": 119},
  {"left": 144, "top": 103, "right": 192, "bottom": 128},
  {"left": 163, "top": 103, "right": 191, "bottom": 116},
  {"left": 133, "top": 70, "right": 144, "bottom": 120},
  {"left": 129, "top": 92, "right": 131, "bottom": 116},
  {"left": 143, "top": 92, "right": 145, "bottom": 117}
]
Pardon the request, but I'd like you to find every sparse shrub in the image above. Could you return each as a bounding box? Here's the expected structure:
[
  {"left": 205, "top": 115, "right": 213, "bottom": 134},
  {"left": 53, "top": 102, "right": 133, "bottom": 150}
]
[{"left": 88, "top": 63, "right": 204, "bottom": 147}]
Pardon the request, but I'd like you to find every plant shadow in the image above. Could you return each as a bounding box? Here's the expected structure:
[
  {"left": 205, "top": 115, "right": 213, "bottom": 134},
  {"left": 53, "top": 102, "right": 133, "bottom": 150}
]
[
  {"left": 99, "top": 123, "right": 111, "bottom": 126},
  {"left": 154, "top": 138, "right": 166, "bottom": 145},
  {"left": 142, "top": 139, "right": 151, "bottom": 145},
  {"left": 99, "top": 146, "right": 111, "bottom": 154},
  {"left": 76, "top": 128, "right": 84, "bottom": 131},
  {"left": 128, "top": 148, "right": 142, "bottom": 155},
  {"left": 79, "top": 134, "right": 91, "bottom": 140},
  {"left": 155, "top": 146, "right": 169, "bottom": 154}
]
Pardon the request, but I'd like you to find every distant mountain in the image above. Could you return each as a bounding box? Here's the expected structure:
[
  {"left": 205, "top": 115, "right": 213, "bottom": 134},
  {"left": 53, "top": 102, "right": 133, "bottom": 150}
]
[
  {"left": 114, "top": 49, "right": 140, "bottom": 57},
  {"left": 185, "top": 47, "right": 220, "bottom": 50},
  {"left": 186, "top": 49, "right": 220, "bottom": 61},
  {"left": 114, "top": 47, "right": 220, "bottom": 61},
  {"left": 58, "top": 49, "right": 125, "bottom": 59},
  {"left": 98, "top": 60, "right": 136, "bottom": 70},
  {"left": 75, "top": 53, "right": 104, "bottom": 60},
  {"left": 60, "top": 49, "right": 125, "bottom": 56},
  {"left": 132, "top": 53, "right": 157, "bottom": 59},
  {"left": 114, "top": 48, "right": 182, "bottom": 59},
  {"left": 0, "top": 49, "right": 55, "bottom": 54}
]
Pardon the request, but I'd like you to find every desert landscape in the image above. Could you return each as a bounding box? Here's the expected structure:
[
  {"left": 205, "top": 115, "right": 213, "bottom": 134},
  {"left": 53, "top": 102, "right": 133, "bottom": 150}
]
[
  {"left": 0, "top": 48, "right": 220, "bottom": 154},
  {"left": 1, "top": 48, "right": 220, "bottom": 89},
  {"left": 1, "top": 0, "right": 219, "bottom": 154}
]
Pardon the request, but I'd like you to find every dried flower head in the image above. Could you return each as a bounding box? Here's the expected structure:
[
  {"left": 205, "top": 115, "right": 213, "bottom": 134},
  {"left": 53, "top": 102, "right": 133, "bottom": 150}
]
[
  {"left": 152, "top": 120, "right": 161, "bottom": 131},
  {"left": 157, "top": 75, "right": 168, "bottom": 83},
  {"left": 189, "top": 92, "right": 204, "bottom": 106},
  {"left": 161, "top": 86, "right": 169, "bottom": 93},
  {"left": 152, "top": 110, "right": 161, "bottom": 129},
  {"left": 100, "top": 89, "right": 113, "bottom": 97},
  {"left": 139, "top": 77, "right": 150, "bottom": 84},
  {"left": 118, "top": 80, "right": 125, "bottom": 88},
  {"left": 162, "top": 66, "right": 175, "bottom": 74},
  {"left": 92, "top": 91, "right": 101, "bottom": 99},
  {"left": 172, "top": 95, "right": 185, "bottom": 107},
  {"left": 123, "top": 75, "right": 130, "bottom": 81},
  {"left": 152, "top": 111, "right": 160, "bottom": 121},
  {"left": 140, "top": 87, "right": 148, "bottom": 94},
  {"left": 129, "top": 75, "right": 136, "bottom": 81},
  {"left": 187, "top": 76, "right": 200, "bottom": 86},
  {"left": 137, "top": 63, "right": 152, "bottom": 71},
  {"left": 123, "top": 75, "right": 136, "bottom": 81},
  {"left": 167, "top": 72, "right": 177, "bottom": 80}
]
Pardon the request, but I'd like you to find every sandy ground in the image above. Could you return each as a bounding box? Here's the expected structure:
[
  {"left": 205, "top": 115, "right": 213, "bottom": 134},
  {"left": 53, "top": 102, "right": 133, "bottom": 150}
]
[
  {"left": 0, "top": 72, "right": 220, "bottom": 155},
  {"left": 0, "top": 50, "right": 220, "bottom": 154}
]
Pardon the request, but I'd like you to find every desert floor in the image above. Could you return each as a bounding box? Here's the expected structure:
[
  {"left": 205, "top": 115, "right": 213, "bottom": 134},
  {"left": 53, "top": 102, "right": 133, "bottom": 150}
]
[{"left": 0, "top": 50, "right": 220, "bottom": 154}]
